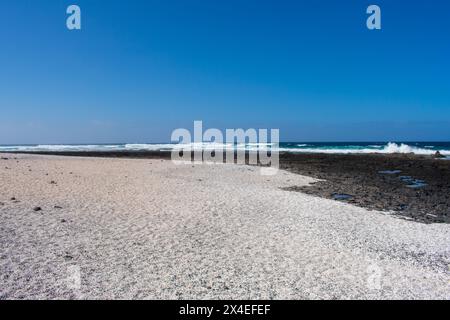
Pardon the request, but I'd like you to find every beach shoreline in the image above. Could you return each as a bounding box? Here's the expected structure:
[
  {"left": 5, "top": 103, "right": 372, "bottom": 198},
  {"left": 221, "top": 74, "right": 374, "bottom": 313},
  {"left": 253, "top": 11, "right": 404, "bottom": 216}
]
[
  {"left": 0, "top": 153, "right": 449, "bottom": 299},
  {"left": 4, "top": 151, "right": 450, "bottom": 223}
]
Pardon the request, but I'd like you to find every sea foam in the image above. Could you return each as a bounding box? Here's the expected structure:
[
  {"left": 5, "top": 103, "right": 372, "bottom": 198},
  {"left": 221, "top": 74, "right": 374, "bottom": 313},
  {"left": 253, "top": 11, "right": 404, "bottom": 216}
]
[{"left": 1, "top": 142, "right": 450, "bottom": 155}]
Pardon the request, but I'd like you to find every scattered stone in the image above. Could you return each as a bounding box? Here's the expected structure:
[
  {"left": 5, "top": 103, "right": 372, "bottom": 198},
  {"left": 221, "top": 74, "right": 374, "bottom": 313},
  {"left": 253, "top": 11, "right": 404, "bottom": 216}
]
[
  {"left": 1, "top": 157, "right": 9, "bottom": 160},
  {"left": 33, "top": 207, "right": 42, "bottom": 212},
  {"left": 61, "top": 219, "right": 66, "bottom": 223},
  {"left": 394, "top": 204, "right": 408, "bottom": 211},
  {"left": 64, "top": 254, "right": 73, "bottom": 261},
  {"left": 50, "top": 181, "right": 57, "bottom": 184},
  {"left": 54, "top": 206, "right": 63, "bottom": 209},
  {"left": 10, "top": 197, "right": 16, "bottom": 201}
]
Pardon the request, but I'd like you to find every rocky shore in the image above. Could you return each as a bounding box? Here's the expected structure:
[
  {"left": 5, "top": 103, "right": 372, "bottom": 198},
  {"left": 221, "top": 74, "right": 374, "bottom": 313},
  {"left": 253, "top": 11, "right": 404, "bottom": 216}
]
[
  {"left": 280, "top": 153, "right": 450, "bottom": 223},
  {"left": 1, "top": 153, "right": 449, "bottom": 299},
  {"left": 5, "top": 150, "right": 450, "bottom": 223}
]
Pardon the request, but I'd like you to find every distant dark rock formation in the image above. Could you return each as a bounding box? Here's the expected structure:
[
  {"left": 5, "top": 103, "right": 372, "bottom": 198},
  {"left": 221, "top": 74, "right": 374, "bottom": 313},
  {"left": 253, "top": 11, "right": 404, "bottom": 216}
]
[{"left": 434, "top": 151, "right": 446, "bottom": 159}]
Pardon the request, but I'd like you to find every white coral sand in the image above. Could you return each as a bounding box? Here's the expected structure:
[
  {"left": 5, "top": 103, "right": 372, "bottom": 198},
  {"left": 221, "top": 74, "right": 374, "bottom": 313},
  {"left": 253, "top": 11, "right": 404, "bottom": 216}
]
[{"left": 0, "top": 154, "right": 449, "bottom": 299}]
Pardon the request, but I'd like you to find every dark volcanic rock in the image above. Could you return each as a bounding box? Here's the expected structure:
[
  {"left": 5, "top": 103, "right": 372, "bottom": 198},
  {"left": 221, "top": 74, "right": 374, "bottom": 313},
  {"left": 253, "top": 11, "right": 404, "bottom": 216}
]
[
  {"left": 280, "top": 153, "right": 450, "bottom": 224},
  {"left": 33, "top": 207, "right": 42, "bottom": 212},
  {"left": 434, "top": 151, "right": 446, "bottom": 159}
]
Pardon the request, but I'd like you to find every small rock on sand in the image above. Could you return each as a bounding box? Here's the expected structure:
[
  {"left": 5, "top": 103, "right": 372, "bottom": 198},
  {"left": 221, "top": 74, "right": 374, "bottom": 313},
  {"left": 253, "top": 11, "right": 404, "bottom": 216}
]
[{"left": 33, "top": 207, "right": 42, "bottom": 212}]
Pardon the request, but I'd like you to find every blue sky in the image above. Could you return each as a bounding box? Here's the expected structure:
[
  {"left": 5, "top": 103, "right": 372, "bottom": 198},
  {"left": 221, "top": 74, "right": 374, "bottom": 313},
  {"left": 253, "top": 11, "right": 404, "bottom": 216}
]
[{"left": 1, "top": 0, "right": 449, "bottom": 143}]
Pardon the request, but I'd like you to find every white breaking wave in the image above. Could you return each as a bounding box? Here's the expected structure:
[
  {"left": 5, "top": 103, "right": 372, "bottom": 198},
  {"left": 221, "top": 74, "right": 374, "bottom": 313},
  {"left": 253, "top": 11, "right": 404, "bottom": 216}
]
[
  {"left": 282, "top": 143, "right": 450, "bottom": 155},
  {"left": 0, "top": 144, "right": 124, "bottom": 151},
  {"left": 1, "top": 142, "right": 449, "bottom": 155},
  {"left": 379, "top": 142, "right": 450, "bottom": 155},
  {"left": 124, "top": 143, "right": 178, "bottom": 150}
]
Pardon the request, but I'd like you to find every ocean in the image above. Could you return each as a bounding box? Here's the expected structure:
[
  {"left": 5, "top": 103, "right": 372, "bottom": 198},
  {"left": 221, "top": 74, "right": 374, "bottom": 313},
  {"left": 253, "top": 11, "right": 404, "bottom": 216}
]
[{"left": 1, "top": 142, "right": 450, "bottom": 156}]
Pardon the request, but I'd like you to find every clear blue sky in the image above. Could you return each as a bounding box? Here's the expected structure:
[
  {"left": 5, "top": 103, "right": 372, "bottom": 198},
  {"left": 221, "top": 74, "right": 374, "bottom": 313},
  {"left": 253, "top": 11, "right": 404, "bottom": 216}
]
[{"left": 1, "top": 0, "right": 449, "bottom": 143}]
